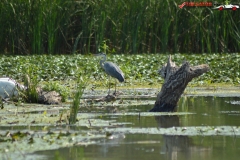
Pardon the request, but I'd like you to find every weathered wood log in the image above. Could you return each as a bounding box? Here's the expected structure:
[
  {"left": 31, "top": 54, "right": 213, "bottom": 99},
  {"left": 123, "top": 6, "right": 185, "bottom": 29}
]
[
  {"left": 24, "top": 75, "right": 62, "bottom": 105},
  {"left": 149, "top": 55, "right": 210, "bottom": 112},
  {"left": 37, "top": 88, "right": 62, "bottom": 105}
]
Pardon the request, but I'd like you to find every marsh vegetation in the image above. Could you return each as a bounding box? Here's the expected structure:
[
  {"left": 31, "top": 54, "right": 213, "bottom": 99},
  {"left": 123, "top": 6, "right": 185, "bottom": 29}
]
[
  {"left": 0, "top": 0, "right": 239, "bottom": 159},
  {"left": 0, "top": 53, "right": 239, "bottom": 87}
]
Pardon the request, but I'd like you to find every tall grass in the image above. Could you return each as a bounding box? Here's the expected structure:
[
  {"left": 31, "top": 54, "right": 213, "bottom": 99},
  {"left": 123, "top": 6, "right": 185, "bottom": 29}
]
[
  {"left": 69, "top": 78, "right": 86, "bottom": 125},
  {"left": 23, "top": 74, "right": 39, "bottom": 103},
  {"left": 0, "top": 0, "right": 239, "bottom": 54}
]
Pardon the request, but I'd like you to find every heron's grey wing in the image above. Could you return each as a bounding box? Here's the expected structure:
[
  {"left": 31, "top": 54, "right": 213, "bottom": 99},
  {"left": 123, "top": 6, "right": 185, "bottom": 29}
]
[{"left": 103, "top": 62, "right": 124, "bottom": 82}]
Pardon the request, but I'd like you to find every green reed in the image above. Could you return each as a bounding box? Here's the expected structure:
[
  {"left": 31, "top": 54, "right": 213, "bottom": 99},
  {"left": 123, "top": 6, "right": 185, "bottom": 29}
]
[
  {"left": 69, "top": 78, "right": 86, "bottom": 125},
  {"left": 0, "top": 0, "right": 239, "bottom": 54}
]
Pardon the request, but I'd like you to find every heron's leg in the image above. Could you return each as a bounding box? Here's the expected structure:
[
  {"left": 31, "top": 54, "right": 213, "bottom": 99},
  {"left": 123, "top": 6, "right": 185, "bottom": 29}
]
[
  {"left": 114, "top": 79, "right": 117, "bottom": 94},
  {"left": 108, "top": 75, "right": 111, "bottom": 95}
]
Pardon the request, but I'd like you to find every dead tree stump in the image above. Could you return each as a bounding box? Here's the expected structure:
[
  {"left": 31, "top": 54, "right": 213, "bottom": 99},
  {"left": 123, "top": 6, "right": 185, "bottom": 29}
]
[{"left": 149, "top": 55, "right": 210, "bottom": 112}]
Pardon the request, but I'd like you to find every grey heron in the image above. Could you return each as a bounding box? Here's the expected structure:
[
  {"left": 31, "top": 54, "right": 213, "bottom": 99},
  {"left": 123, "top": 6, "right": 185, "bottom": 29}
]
[{"left": 95, "top": 53, "right": 124, "bottom": 95}]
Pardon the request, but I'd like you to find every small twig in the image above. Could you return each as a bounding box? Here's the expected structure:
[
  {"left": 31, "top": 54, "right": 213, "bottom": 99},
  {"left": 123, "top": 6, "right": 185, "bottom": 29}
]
[
  {"left": 230, "top": 127, "right": 237, "bottom": 145},
  {"left": 88, "top": 119, "right": 91, "bottom": 127},
  {"left": 232, "top": 126, "right": 236, "bottom": 139}
]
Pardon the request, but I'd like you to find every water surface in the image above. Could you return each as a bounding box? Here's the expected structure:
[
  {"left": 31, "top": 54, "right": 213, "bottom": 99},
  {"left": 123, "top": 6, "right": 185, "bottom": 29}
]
[{"left": 30, "top": 96, "right": 240, "bottom": 160}]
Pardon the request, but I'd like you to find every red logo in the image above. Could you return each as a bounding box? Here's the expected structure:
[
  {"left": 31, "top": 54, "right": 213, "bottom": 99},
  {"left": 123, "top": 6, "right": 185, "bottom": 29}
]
[
  {"left": 179, "top": 2, "right": 213, "bottom": 8},
  {"left": 219, "top": 6, "right": 223, "bottom": 10},
  {"left": 179, "top": 2, "right": 186, "bottom": 9}
]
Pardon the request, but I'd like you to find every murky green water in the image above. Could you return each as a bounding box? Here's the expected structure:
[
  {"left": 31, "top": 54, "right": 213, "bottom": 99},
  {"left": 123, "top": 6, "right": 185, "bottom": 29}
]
[
  {"left": 1, "top": 96, "right": 240, "bottom": 160},
  {"left": 35, "top": 135, "right": 238, "bottom": 160},
  {"left": 25, "top": 96, "right": 240, "bottom": 160}
]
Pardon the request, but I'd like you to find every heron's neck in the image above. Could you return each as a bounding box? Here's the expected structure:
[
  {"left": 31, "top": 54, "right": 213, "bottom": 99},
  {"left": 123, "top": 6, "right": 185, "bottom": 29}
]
[{"left": 100, "top": 55, "right": 106, "bottom": 68}]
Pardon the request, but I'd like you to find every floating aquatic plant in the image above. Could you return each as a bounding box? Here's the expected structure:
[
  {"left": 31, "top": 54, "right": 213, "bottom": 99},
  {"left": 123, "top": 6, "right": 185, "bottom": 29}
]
[{"left": 0, "top": 53, "right": 239, "bottom": 87}]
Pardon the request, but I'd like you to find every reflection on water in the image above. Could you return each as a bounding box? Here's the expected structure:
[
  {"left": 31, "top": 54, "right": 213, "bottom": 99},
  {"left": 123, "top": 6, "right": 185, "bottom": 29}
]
[
  {"left": 155, "top": 115, "right": 180, "bottom": 128},
  {"left": 155, "top": 115, "right": 211, "bottom": 160},
  {"left": 29, "top": 97, "right": 240, "bottom": 159}
]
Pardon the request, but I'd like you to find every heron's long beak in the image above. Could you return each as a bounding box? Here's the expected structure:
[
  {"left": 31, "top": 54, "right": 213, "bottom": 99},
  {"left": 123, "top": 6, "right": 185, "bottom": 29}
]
[
  {"left": 94, "top": 54, "right": 100, "bottom": 56},
  {"left": 94, "top": 53, "right": 105, "bottom": 57}
]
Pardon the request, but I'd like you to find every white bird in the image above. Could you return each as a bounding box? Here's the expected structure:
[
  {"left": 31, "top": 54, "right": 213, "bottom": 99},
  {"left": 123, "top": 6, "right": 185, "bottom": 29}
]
[{"left": 0, "top": 78, "right": 25, "bottom": 99}]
